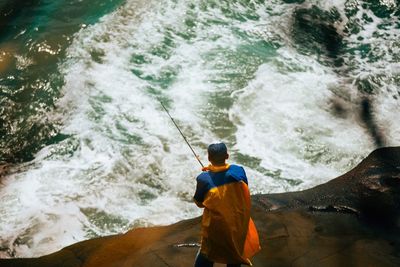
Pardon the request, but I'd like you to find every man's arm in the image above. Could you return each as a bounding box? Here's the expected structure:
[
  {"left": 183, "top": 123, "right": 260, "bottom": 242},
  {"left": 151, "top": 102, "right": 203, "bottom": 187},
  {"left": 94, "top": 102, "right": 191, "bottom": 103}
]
[
  {"left": 193, "top": 173, "right": 209, "bottom": 208},
  {"left": 194, "top": 198, "right": 205, "bottom": 208}
]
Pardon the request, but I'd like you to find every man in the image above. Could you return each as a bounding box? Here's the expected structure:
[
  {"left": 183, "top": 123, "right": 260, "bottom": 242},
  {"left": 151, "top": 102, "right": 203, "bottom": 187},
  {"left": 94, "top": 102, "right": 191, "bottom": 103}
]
[{"left": 193, "top": 142, "right": 261, "bottom": 267}]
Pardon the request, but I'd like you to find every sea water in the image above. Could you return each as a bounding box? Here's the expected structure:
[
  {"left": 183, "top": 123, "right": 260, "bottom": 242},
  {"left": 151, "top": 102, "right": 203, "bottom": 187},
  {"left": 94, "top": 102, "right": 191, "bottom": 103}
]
[{"left": 0, "top": 0, "right": 399, "bottom": 257}]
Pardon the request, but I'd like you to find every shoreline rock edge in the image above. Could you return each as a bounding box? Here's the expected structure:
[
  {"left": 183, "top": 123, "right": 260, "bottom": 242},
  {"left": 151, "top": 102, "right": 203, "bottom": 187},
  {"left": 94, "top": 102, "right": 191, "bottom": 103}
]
[{"left": 0, "top": 147, "right": 399, "bottom": 267}]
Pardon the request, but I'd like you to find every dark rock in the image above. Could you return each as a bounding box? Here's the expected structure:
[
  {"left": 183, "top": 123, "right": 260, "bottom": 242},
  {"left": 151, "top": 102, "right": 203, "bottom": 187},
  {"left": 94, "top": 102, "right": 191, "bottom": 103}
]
[
  {"left": 292, "top": 5, "right": 343, "bottom": 62},
  {"left": 308, "top": 205, "right": 360, "bottom": 215},
  {"left": 255, "top": 146, "right": 400, "bottom": 226}
]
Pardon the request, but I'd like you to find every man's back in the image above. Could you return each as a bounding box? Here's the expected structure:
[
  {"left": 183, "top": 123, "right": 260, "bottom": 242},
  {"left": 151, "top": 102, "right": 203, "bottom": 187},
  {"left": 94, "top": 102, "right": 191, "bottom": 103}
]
[{"left": 194, "top": 164, "right": 260, "bottom": 265}]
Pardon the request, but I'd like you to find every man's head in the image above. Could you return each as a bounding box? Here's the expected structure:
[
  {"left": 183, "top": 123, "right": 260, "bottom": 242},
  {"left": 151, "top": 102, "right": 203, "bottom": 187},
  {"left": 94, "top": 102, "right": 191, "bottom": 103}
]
[{"left": 207, "top": 142, "right": 229, "bottom": 166}]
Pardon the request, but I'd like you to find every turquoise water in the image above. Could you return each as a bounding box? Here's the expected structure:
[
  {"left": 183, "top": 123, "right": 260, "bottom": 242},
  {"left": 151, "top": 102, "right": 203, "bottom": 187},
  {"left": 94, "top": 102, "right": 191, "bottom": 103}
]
[
  {"left": 0, "top": 0, "right": 399, "bottom": 258},
  {"left": 0, "top": 0, "right": 125, "bottom": 163}
]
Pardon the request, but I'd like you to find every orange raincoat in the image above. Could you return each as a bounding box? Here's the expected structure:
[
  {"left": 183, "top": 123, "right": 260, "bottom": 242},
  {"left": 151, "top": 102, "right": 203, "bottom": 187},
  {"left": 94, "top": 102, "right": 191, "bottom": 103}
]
[{"left": 194, "top": 164, "right": 261, "bottom": 265}]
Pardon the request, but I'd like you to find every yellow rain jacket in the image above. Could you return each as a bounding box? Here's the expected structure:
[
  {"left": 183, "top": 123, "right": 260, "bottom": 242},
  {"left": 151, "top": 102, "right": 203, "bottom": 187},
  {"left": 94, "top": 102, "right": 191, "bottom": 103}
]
[{"left": 194, "top": 164, "right": 261, "bottom": 265}]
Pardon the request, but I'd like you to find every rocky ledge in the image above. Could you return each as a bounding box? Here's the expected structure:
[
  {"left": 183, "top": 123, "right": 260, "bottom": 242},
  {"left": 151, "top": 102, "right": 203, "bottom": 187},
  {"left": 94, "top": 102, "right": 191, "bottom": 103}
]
[{"left": 0, "top": 147, "right": 399, "bottom": 267}]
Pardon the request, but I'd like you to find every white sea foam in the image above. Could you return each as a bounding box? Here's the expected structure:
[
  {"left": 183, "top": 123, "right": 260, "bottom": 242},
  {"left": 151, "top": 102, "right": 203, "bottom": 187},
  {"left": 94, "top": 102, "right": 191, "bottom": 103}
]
[
  {"left": 0, "top": 0, "right": 399, "bottom": 258},
  {"left": 231, "top": 51, "right": 374, "bottom": 191}
]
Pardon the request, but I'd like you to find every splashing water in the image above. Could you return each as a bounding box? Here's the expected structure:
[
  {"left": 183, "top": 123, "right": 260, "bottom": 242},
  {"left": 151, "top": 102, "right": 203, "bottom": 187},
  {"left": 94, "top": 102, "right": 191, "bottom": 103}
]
[{"left": 0, "top": 0, "right": 399, "bottom": 257}]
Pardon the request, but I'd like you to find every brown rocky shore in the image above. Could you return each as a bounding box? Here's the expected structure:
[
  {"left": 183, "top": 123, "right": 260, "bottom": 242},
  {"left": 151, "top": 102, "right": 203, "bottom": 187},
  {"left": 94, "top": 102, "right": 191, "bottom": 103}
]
[{"left": 1, "top": 147, "right": 399, "bottom": 267}]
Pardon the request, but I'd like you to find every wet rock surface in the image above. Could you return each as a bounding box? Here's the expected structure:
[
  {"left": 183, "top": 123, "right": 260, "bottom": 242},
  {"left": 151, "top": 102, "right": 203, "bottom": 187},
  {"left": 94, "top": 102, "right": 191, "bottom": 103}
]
[
  {"left": 256, "top": 146, "right": 400, "bottom": 226},
  {"left": 0, "top": 147, "right": 399, "bottom": 267},
  {"left": 291, "top": 5, "right": 344, "bottom": 64}
]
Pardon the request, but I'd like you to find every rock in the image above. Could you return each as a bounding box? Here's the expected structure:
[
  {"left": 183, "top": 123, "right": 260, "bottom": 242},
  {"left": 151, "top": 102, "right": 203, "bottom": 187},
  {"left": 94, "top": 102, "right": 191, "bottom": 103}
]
[
  {"left": 256, "top": 146, "right": 400, "bottom": 226},
  {"left": 291, "top": 5, "right": 344, "bottom": 65},
  {"left": 0, "top": 147, "right": 399, "bottom": 267}
]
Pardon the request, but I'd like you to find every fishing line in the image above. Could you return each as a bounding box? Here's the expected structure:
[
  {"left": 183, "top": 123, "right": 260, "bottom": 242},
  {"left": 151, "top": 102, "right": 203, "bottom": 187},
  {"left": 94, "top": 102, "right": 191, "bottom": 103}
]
[{"left": 158, "top": 100, "right": 205, "bottom": 168}]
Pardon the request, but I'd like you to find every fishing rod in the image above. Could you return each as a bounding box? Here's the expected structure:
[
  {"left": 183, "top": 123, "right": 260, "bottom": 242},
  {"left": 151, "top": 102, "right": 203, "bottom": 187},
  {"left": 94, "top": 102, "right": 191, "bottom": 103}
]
[{"left": 159, "top": 100, "right": 205, "bottom": 168}]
